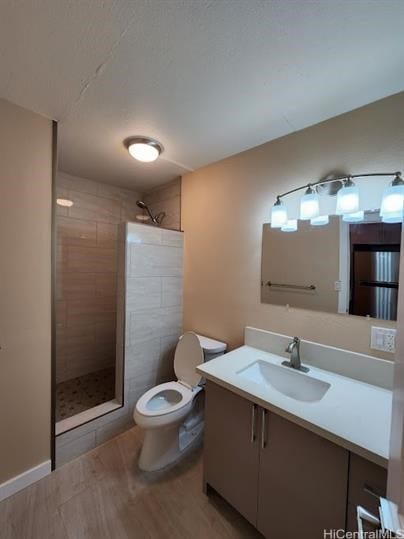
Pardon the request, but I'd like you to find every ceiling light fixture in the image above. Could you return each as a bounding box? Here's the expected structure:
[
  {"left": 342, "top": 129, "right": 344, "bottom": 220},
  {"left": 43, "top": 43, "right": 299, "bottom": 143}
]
[
  {"left": 125, "top": 137, "right": 163, "bottom": 163},
  {"left": 56, "top": 198, "right": 74, "bottom": 207},
  {"left": 269, "top": 171, "right": 402, "bottom": 231}
]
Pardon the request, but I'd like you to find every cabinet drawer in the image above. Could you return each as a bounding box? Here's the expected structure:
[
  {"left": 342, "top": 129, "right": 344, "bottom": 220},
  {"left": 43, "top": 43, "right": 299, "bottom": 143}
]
[{"left": 348, "top": 453, "right": 387, "bottom": 515}]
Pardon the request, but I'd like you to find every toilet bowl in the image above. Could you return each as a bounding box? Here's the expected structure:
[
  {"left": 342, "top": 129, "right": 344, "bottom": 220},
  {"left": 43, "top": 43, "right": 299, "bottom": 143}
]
[{"left": 134, "top": 331, "right": 226, "bottom": 471}]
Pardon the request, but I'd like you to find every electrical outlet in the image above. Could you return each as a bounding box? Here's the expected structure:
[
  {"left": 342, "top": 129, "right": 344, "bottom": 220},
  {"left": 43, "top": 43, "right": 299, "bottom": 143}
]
[{"left": 370, "top": 326, "right": 396, "bottom": 353}]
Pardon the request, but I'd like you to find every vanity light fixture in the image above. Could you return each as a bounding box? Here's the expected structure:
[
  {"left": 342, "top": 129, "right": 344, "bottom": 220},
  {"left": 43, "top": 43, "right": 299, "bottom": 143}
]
[
  {"left": 335, "top": 177, "right": 359, "bottom": 215},
  {"left": 269, "top": 171, "right": 402, "bottom": 231},
  {"left": 56, "top": 198, "right": 74, "bottom": 207},
  {"left": 382, "top": 210, "right": 404, "bottom": 224},
  {"left": 380, "top": 173, "right": 404, "bottom": 217},
  {"left": 310, "top": 215, "right": 329, "bottom": 226},
  {"left": 270, "top": 199, "right": 288, "bottom": 228},
  {"left": 125, "top": 137, "right": 163, "bottom": 163},
  {"left": 300, "top": 186, "right": 320, "bottom": 220},
  {"left": 281, "top": 219, "right": 298, "bottom": 232},
  {"left": 342, "top": 210, "right": 364, "bottom": 223}
]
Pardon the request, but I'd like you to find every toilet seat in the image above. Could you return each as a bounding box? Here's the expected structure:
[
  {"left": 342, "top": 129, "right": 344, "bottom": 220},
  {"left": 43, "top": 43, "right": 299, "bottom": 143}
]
[
  {"left": 174, "top": 332, "right": 204, "bottom": 387},
  {"left": 136, "top": 381, "right": 195, "bottom": 418}
]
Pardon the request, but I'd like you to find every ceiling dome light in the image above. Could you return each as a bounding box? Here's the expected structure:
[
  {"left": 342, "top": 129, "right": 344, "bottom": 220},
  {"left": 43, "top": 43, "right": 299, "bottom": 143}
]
[
  {"left": 380, "top": 173, "right": 404, "bottom": 217},
  {"left": 300, "top": 186, "right": 319, "bottom": 220},
  {"left": 342, "top": 210, "right": 364, "bottom": 223},
  {"left": 310, "top": 215, "right": 329, "bottom": 226},
  {"left": 56, "top": 198, "right": 74, "bottom": 207},
  {"left": 126, "top": 137, "right": 163, "bottom": 163},
  {"left": 281, "top": 219, "right": 298, "bottom": 232},
  {"left": 336, "top": 178, "right": 359, "bottom": 215},
  {"left": 270, "top": 199, "right": 287, "bottom": 228}
]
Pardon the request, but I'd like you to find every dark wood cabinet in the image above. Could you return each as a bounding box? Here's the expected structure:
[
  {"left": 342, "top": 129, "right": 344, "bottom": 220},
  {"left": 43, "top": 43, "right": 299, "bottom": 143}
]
[{"left": 204, "top": 381, "right": 386, "bottom": 539}]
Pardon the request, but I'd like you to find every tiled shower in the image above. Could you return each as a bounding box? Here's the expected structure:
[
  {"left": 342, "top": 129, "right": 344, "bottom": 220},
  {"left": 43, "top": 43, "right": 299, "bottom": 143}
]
[
  {"left": 55, "top": 184, "right": 184, "bottom": 465},
  {"left": 55, "top": 172, "right": 142, "bottom": 422}
]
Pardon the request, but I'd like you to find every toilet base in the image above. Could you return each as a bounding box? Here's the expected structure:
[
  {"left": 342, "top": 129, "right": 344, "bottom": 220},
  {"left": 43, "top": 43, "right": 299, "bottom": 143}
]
[{"left": 138, "top": 420, "right": 204, "bottom": 472}]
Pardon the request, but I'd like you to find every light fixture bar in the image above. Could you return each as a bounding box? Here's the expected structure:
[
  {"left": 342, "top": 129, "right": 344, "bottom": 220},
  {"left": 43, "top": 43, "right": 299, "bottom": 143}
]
[{"left": 275, "top": 172, "right": 401, "bottom": 202}]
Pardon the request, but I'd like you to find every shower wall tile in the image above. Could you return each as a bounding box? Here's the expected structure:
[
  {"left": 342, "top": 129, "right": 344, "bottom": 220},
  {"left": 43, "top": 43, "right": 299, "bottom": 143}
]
[
  {"left": 128, "top": 244, "right": 183, "bottom": 277},
  {"left": 161, "top": 228, "right": 184, "bottom": 247},
  {"left": 56, "top": 172, "right": 141, "bottom": 383},
  {"left": 125, "top": 338, "right": 160, "bottom": 380},
  {"left": 57, "top": 216, "right": 97, "bottom": 247},
  {"left": 57, "top": 273, "right": 97, "bottom": 302},
  {"left": 96, "top": 222, "right": 118, "bottom": 248},
  {"left": 143, "top": 177, "right": 181, "bottom": 231},
  {"left": 68, "top": 191, "right": 121, "bottom": 225},
  {"left": 161, "top": 276, "right": 183, "bottom": 307},
  {"left": 123, "top": 223, "right": 184, "bottom": 423},
  {"left": 127, "top": 222, "right": 162, "bottom": 245},
  {"left": 66, "top": 246, "right": 117, "bottom": 273},
  {"left": 95, "top": 274, "right": 117, "bottom": 298},
  {"left": 126, "top": 277, "right": 161, "bottom": 311}
]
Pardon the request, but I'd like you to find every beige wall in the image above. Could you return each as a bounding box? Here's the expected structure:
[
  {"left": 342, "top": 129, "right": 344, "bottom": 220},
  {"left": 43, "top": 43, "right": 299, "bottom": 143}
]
[
  {"left": 0, "top": 99, "right": 52, "bottom": 483},
  {"left": 56, "top": 172, "right": 141, "bottom": 384},
  {"left": 143, "top": 177, "right": 181, "bottom": 230},
  {"left": 182, "top": 92, "right": 404, "bottom": 359}
]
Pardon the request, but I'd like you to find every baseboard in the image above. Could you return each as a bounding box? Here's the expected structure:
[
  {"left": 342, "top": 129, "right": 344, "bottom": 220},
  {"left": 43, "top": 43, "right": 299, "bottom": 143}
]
[{"left": 0, "top": 460, "right": 51, "bottom": 502}]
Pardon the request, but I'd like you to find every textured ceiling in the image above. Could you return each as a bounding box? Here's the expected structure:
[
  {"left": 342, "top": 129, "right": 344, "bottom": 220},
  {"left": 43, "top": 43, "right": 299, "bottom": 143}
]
[{"left": 1, "top": 0, "right": 404, "bottom": 190}]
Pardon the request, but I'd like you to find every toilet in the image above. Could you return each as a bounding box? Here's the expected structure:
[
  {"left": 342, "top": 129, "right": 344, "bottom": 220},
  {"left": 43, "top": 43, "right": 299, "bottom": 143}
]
[{"left": 134, "top": 332, "right": 226, "bottom": 471}]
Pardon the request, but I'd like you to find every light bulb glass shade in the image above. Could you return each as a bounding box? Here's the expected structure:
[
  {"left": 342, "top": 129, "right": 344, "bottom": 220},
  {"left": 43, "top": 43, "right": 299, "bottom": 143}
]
[
  {"left": 128, "top": 142, "right": 160, "bottom": 162},
  {"left": 281, "top": 219, "right": 298, "bottom": 232},
  {"left": 300, "top": 188, "right": 319, "bottom": 220},
  {"left": 380, "top": 184, "right": 404, "bottom": 216},
  {"left": 382, "top": 210, "right": 403, "bottom": 223},
  {"left": 310, "top": 215, "right": 329, "bottom": 226},
  {"left": 342, "top": 210, "right": 364, "bottom": 223},
  {"left": 336, "top": 183, "right": 359, "bottom": 215},
  {"left": 270, "top": 201, "right": 287, "bottom": 228}
]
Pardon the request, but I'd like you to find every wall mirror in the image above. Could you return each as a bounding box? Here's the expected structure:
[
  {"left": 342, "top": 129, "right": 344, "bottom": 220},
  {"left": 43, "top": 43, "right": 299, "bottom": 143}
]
[{"left": 261, "top": 213, "right": 401, "bottom": 321}]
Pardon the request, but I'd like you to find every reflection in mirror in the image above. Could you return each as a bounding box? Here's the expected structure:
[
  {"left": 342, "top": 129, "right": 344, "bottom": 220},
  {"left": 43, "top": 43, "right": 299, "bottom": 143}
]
[{"left": 261, "top": 213, "right": 401, "bottom": 321}]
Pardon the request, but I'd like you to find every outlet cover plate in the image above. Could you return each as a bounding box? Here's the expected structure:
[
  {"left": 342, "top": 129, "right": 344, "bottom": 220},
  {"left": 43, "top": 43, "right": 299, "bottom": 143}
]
[{"left": 371, "top": 326, "right": 396, "bottom": 353}]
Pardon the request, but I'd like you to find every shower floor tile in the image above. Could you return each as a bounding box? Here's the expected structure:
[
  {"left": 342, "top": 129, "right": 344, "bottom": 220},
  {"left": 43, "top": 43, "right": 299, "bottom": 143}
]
[{"left": 56, "top": 367, "right": 115, "bottom": 422}]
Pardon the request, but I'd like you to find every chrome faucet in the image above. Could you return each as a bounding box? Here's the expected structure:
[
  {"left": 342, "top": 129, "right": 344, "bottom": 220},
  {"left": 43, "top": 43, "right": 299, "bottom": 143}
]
[{"left": 282, "top": 337, "right": 309, "bottom": 373}]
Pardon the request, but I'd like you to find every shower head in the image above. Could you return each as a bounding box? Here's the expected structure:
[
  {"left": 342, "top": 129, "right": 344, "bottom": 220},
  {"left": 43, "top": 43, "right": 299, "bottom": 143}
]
[
  {"left": 136, "top": 200, "right": 147, "bottom": 210},
  {"left": 135, "top": 200, "right": 166, "bottom": 226}
]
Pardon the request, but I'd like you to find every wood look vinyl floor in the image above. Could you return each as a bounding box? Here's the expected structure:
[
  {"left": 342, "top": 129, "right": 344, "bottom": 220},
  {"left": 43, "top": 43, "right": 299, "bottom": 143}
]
[{"left": 0, "top": 427, "right": 261, "bottom": 539}]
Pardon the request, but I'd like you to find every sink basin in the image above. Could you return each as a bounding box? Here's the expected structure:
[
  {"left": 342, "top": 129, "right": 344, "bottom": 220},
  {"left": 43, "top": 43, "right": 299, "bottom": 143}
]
[{"left": 237, "top": 360, "right": 331, "bottom": 402}]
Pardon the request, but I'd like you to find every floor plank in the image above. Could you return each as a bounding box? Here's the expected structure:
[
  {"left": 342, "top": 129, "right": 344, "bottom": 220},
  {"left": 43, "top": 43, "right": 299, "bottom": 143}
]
[{"left": 1, "top": 426, "right": 262, "bottom": 539}]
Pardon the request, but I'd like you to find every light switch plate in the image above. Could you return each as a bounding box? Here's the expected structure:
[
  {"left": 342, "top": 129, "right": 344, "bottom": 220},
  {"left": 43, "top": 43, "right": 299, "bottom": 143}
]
[{"left": 370, "top": 326, "right": 396, "bottom": 353}]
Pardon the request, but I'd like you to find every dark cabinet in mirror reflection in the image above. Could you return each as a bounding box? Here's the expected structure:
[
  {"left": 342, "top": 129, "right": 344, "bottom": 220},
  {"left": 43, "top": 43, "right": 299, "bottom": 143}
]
[{"left": 349, "top": 223, "right": 401, "bottom": 321}]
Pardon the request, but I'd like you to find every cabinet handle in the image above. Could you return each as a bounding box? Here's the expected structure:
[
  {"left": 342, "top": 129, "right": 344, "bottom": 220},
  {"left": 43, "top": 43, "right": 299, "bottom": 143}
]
[
  {"left": 250, "top": 404, "right": 257, "bottom": 442},
  {"left": 261, "top": 409, "right": 267, "bottom": 449}
]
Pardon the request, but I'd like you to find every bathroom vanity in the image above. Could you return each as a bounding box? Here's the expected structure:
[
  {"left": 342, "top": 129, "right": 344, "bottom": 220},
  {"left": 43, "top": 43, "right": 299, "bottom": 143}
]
[{"left": 197, "top": 328, "right": 392, "bottom": 539}]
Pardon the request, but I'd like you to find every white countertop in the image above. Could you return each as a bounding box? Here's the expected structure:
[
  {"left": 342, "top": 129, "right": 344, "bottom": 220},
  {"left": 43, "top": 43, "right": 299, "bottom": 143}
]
[{"left": 197, "top": 345, "right": 392, "bottom": 468}]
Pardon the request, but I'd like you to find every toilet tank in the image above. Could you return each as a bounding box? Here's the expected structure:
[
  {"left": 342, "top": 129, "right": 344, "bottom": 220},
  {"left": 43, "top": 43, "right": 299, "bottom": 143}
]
[{"left": 195, "top": 334, "right": 227, "bottom": 362}]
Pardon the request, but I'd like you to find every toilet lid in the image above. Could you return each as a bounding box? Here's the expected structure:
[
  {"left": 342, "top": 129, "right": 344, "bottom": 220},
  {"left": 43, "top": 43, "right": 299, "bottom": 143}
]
[{"left": 174, "top": 332, "right": 204, "bottom": 387}]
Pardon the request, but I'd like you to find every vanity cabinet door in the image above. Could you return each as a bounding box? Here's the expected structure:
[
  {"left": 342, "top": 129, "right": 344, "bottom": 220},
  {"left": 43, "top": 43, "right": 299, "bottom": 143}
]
[
  {"left": 204, "top": 381, "right": 260, "bottom": 526},
  {"left": 257, "top": 411, "right": 349, "bottom": 539}
]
